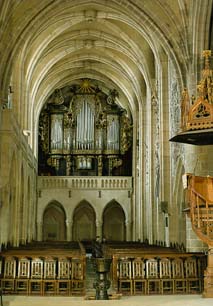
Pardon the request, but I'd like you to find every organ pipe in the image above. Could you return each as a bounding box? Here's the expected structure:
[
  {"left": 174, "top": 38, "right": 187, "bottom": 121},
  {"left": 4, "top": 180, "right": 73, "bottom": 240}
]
[
  {"left": 76, "top": 100, "right": 95, "bottom": 150},
  {"left": 50, "top": 114, "right": 63, "bottom": 152}
]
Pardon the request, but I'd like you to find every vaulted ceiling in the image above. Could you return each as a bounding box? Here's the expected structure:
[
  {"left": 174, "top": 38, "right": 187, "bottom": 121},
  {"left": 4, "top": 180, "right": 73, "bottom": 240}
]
[{"left": 0, "top": 0, "right": 212, "bottom": 151}]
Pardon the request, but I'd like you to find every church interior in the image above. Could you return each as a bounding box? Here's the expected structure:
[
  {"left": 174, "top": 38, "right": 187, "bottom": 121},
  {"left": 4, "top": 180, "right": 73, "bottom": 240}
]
[{"left": 0, "top": 0, "right": 213, "bottom": 305}]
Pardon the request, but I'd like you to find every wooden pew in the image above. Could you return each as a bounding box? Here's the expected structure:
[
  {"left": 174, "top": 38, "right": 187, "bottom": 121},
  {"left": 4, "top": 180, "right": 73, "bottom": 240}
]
[
  {"left": 0, "top": 241, "right": 86, "bottom": 296},
  {"left": 102, "top": 242, "right": 207, "bottom": 295}
]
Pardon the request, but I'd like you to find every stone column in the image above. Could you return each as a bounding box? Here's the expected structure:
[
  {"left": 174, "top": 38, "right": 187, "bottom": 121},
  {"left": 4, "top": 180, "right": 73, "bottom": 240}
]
[
  {"left": 66, "top": 220, "right": 72, "bottom": 241},
  {"left": 98, "top": 156, "right": 103, "bottom": 176},
  {"left": 96, "top": 220, "right": 103, "bottom": 241},
  {"left": 125, "top": 220, "right": 131, "bottom": 241},
  {"left": 37, "top": 221, "right": 43, "bottom": 241}
]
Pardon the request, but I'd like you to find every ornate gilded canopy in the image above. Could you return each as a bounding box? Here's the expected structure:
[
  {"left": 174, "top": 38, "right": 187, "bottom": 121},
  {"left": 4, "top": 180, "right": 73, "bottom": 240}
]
[{"left": 170, "top": 50, "right": 213, "bottom": 145}]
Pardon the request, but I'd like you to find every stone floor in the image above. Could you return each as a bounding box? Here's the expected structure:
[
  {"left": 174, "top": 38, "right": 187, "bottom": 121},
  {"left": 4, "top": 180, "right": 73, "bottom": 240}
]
[{"left": 2, "top": 295, "right": 213, "bottom": 306}]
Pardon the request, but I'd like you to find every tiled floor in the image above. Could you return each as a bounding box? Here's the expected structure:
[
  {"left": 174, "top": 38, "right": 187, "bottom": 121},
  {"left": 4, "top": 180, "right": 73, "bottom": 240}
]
[{"left": 2, "top": 295, "right": 213, "bottom": 306}]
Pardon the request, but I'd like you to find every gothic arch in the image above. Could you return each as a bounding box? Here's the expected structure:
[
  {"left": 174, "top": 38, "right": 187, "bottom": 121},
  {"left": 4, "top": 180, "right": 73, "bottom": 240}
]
[
  {"left": 72, "top": 200, "right": 96, "bottom": 241},
  {"left": 43, "top": 201, "right": 66, "bottom": 241},
  {"left": 103, "top": 200, "right": 126, "bottom": 241}
]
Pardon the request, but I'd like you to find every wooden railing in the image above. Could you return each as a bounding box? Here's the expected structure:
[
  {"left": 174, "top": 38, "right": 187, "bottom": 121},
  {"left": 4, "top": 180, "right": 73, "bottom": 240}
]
[
  {"left": 184, "top": 174, "right": 213, "bottom": 297},
  {"left": 185, "top": 174, "right": 213, "bottom": 244},
  {"left": 190, "top": 187, "right": 213, "bottom": 240}
]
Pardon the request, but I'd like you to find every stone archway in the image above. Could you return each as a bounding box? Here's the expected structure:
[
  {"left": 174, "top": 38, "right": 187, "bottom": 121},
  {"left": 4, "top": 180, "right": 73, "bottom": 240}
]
[
  {"left": 72, "top": 201, "right": 96, "bottom": 241},
  {"left": 103, "top": 201, "right": 126, "bottom": 241},
  {"left": 43, "top": 201, "right": 66, "bottom": 241}
]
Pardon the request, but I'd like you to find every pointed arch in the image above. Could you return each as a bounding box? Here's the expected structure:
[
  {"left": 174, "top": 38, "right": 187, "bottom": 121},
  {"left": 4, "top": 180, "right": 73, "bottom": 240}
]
[
  {"left": 72, "top": 200, "right": 96, "bottom": 241},
  {"left": 103, "top": 200, "right": 126, "bottom": 241},
  {"left": 43, "top": 201, "right": 67, "bottom": 241}
]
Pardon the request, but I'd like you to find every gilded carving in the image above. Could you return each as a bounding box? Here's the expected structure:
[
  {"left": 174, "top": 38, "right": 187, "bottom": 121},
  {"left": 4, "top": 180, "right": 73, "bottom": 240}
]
[
  {"left": 38, "top": 79, "right": 132, "bottom": 176},
  {"left": 181, "top": 50, "right": 213, "bottom": 131},
  {"left": 120, "top": 113, "right": 132, "bottom": 154}
]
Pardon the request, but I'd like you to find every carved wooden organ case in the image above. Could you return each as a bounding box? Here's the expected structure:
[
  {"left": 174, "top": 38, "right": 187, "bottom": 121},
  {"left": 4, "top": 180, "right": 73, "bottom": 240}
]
[{"left": 38, "top": 79, "right": 132, "bottom": 176}]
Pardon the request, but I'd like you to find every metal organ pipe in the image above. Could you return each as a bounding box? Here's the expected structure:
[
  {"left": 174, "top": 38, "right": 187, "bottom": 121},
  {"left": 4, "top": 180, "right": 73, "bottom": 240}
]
[
  {"left": 89, "top": 103, "right": 92, "bottom": 149},
  {"left": 84, "top": 101, "right": 86, "bottom": 149},
  {"left": 51, "top": 114, "right": 63, "bottom": 151},
  {"left": 115, "top": 118, "right": 119, "bottom": 150},
  {"left": 90, "top": 106, "right": 94, "bottom": 149},
  {"left": 112, "top": 120, "right": 115, "bottom": 150},
  {"left": 107, "top": 116, "right": 119, "bottom": 150},
  {"left": 80, "top": 102, "right": 84, "bottom": 149},
  {"left": 76, "top": 100, "right": 95, "bottom": 150},
  {"left": 85, "top": 100, "right": 88, "bottom": 149}
]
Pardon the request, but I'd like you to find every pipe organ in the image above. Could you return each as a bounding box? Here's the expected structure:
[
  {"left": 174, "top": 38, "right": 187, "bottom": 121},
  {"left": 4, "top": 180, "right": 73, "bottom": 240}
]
[{"left": 38, "top": 79, "right": 132, "bottom": 176}]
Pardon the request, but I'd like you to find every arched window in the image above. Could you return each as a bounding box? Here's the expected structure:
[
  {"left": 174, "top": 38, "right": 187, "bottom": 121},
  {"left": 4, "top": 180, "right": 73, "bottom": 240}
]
[
  {"left": 103, "top": 201, "right": 126, "bottom": 241},
  {"left": 72, "top": 201, "right": 96, "bottom": 241},
  {"left": 43, "top": 202, "right": 66, "bottom": 241}
]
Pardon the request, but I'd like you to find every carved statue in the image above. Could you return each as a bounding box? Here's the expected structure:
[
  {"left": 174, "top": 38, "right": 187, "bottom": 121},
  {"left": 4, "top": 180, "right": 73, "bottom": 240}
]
[
  {"left": 120, "top": 114, "right": 132, "bottom": 154},
  {"left": 107, "top": 89, "right": 119, "bottom": 105},
  {"left": 48, "top": 89, "right": 64, "bottom": 105}
]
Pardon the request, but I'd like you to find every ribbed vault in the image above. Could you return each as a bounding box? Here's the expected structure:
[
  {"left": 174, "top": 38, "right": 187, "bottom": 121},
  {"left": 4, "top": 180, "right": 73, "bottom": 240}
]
[{"left": 2, "top": 0, "right": 209, "bottom": 153}]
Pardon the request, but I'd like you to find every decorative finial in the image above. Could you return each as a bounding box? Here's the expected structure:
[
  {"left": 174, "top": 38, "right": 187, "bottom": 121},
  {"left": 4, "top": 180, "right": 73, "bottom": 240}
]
[
  {"left": 202, "top": 50, "right": 212, "bottom": 70},
  {"left": 170, "top": 50, "right": 213, "bottom": 144},
  {"left": 198, "top": 50, "right": 213, "bottom": 103}
]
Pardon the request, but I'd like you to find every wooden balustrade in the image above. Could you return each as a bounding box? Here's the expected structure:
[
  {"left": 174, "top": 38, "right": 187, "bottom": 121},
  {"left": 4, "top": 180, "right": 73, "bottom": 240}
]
[
  {"left": 185, "top": 174, "right": 213, "bottom": 297},
  {"left": 189, "top": 188, "right": 213, "bottom": 239}
]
